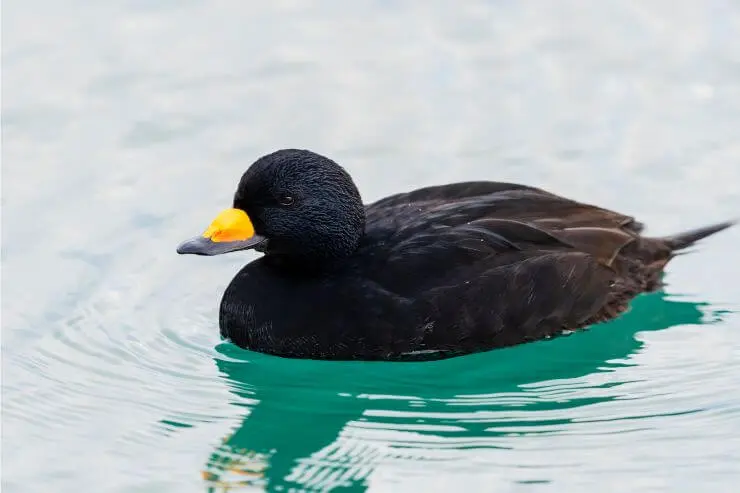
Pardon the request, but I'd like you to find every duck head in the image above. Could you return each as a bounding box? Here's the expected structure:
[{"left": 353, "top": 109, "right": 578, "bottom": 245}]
[{"left": 177, "top": 149, "right": 365, "bottom": 263}]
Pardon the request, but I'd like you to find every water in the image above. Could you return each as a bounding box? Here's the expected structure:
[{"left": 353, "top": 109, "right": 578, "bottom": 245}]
[{"left": 3, "top": 1, "right": 740, "bottom": 492}]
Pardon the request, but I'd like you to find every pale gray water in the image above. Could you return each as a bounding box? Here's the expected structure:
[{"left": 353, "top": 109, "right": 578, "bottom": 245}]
[{"left": 3, "top": 1, "right": 740, "bottom": 492}]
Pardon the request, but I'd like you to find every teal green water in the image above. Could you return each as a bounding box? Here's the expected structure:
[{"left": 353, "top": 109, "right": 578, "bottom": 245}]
[
  {"left": 203, "top": 293, "right": 730, "bottom": 491},
  {"left": 3, "top": 1, "right": 740, "bottom": 492}
]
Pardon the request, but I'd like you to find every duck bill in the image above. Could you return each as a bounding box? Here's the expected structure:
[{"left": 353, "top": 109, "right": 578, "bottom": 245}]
[
  {"left": 176, "top": 234, "right": 267, "bottom": 256},
  {"left": 176, "top": 208, "right": 268, "bottom": 256}
]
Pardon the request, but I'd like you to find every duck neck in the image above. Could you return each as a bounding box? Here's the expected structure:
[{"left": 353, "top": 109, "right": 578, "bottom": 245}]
[
  {"left": 262, "top": 251, "right": 350, "bottom": 277},
  {"left": 261, "top": 228, "right": 365, "bottom": 276}
]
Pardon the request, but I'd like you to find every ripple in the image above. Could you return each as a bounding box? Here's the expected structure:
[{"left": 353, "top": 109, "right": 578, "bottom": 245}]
[
  {"left": 4, "top": 281, "right": 739, "bottom": 492},
  {"left": 2, "top": 272, "right": 241, "bottom": 483}
]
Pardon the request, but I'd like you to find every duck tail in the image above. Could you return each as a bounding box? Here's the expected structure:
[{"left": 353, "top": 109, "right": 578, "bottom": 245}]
[{"left": 662, "top": 219, "right": 736, "bottom": 251}]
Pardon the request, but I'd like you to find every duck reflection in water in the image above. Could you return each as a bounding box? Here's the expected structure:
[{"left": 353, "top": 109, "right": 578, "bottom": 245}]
[{"left": 201, "top": 291, "right": 724, "bottom": 492}]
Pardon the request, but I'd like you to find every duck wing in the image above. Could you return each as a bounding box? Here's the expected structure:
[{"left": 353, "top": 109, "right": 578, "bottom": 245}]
[
  {"left": 363, "top": 182, "right": 645, "bottom": 279},
  {"left": 360, "top": 182, "right": 733, "bottom": 354},
  {"left": 365, "top": 181, "right": 644, "bottom": 235},
  {"left": 364, "top": 212, "right": 640, "bottom": 296},
  {"left": 358, "top": 182, "right": 671, "bottom": 351}
]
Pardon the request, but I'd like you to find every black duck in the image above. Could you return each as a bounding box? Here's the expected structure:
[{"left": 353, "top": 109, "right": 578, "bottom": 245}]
[{"left": 178, "top": 149, "right": 734, "bottom": 360}]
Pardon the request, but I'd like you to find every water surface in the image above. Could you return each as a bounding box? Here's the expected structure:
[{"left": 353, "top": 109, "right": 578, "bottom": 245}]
[{"left": 3, "top": 1, "right": 740, "bottom": 492}]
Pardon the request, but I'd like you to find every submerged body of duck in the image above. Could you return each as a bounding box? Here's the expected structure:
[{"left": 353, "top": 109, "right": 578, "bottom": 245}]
[{"left": 178, "top": 149, "right": 734, "bottom": 361}]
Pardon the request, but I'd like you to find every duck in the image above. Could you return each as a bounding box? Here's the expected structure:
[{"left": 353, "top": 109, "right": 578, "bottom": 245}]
[{"left": 177, "top": 149, "right": 734, "bottom": 361}]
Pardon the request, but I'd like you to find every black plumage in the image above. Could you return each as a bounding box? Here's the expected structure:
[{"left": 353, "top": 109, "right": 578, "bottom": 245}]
[{"left": 178, "top": 149, "right": 734, "bottom": 361}]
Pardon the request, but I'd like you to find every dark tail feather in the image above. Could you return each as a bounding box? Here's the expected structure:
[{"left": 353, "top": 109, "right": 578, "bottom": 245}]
[{"left": 663, "top": 220, "right": 736, "bottom": 250}]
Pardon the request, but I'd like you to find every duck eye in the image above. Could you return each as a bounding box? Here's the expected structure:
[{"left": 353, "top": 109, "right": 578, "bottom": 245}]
[{"left": 278, "top": 195, "right": 294, "bottom": 206}]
